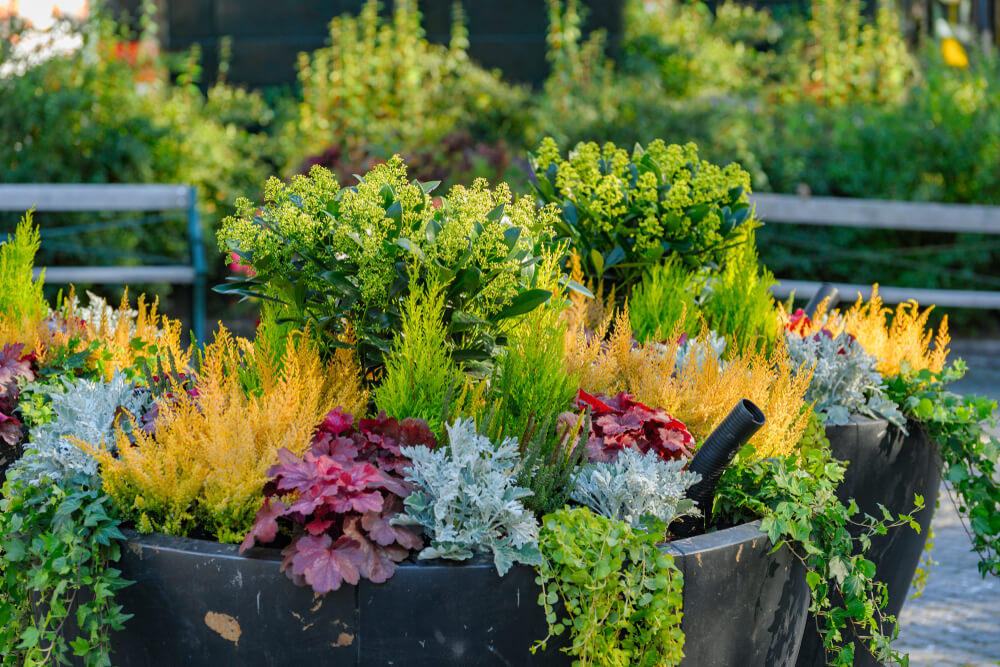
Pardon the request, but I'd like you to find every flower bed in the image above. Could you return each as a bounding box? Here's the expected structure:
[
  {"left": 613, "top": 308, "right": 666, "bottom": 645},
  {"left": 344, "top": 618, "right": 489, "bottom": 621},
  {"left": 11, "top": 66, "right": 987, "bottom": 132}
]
[{"left": 0, "top": 144, "right": 996, "bottom": 667}]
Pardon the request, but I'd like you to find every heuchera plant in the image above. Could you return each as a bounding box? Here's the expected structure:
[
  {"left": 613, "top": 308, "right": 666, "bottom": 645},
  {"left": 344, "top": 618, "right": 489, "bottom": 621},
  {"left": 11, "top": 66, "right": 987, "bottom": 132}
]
[
  {"left": 572, "top": 389, "right": 694, "bottom": 463},
  {"left": 240, "top": 408, "right": 436, "bottom": 594},
  {"left": 0, "top": 343, "right": 36, "bottom": 449}
]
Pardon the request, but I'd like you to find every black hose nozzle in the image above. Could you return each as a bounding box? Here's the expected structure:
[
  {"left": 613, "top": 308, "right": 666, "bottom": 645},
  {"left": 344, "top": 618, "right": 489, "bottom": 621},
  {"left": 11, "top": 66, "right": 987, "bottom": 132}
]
[
  {"left": 671, "top": 399, "right": 766, "bottom": 538},
  {"left": 803, "top": 282, "right": 840, "bottom": 319}
]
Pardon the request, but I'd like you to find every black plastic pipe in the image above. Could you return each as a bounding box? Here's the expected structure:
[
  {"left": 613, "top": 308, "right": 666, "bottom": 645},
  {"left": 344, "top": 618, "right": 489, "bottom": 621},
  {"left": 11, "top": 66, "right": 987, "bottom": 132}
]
[
  {"left": 803, "top": 282, "right": 840, "bottom": 319},
  {"left": 672, "top": 399, "right": 766, "bottom": 538}
]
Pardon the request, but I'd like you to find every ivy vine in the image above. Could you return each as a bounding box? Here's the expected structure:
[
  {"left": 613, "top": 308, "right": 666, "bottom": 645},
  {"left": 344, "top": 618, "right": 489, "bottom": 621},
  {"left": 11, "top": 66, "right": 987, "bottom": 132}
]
[
  {"left": 532, "top": 507, "right": 685, "bottom": 667},
  {"left": 884, "top": 361, "right": 1000, "bottom": 577},
  {"left": 715, "top": 430, "right": 923, "bottom": 667},
  {"left": 0, "top": 472, "right": 131, "bottom": 667}
]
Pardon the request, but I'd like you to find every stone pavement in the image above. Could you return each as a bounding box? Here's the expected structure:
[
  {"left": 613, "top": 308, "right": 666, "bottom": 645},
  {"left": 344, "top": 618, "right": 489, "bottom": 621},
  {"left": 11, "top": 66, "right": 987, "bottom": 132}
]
[
  {"left": 893, "top": 339, "right": 1000, "bottom": 666},
  {"left": 896, "top": 487, "right": 1000, "bottom": 666}
]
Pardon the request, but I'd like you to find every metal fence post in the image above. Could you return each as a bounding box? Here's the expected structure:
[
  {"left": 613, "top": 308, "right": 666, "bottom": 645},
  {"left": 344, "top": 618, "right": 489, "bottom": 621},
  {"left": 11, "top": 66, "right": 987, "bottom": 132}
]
[{"left": 187, "top": 186, "right": 207, "bottom": 345}]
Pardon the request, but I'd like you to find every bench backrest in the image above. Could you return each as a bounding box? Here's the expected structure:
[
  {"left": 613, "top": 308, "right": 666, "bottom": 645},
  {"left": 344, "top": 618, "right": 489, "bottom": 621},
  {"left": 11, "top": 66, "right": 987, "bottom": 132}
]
[
  {"left": 0, "top": 184, "right": 206, "bottom": 342},
  {"left": 749, "top": 193, "right": 1000, "bottom": 309}
]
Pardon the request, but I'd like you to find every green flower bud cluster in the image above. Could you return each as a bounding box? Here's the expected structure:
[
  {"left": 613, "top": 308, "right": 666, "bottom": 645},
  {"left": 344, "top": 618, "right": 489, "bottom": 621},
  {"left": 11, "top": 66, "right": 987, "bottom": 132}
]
[
  {"left": 218, "top": 155, "right": 560, "bottom": 377},
  {"left": 531, "top": 137, "right": 754, "bottom": 292}
]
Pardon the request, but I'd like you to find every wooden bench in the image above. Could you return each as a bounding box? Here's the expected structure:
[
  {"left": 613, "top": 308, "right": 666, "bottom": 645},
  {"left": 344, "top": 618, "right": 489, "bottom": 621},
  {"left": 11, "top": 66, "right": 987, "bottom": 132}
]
[
  {"left": 750, "top": 193, "right": 1000, "bottom": 309},
  {"left": 0, "top": 184, "right": 207, "bottom": 342}
]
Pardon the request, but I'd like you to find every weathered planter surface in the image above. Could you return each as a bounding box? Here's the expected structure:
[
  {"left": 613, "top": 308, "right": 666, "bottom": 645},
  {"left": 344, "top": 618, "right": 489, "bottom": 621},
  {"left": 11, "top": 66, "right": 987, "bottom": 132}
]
[
  {"left": 796, "top": 416, "right": 941, "bottom": 667},
  {"left": 107, "top": 520, "right": 809, "bottom": 666}
]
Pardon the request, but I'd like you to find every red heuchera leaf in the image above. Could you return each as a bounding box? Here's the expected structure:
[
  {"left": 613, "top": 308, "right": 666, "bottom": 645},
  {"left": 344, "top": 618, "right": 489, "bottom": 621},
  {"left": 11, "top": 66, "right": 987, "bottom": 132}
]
[
  {"left": 241, "top": 407, "right": 433, "bottom": 595},
  {"left": 786, "top": 308, "right": 812, "bottom": 336},
  {"left": 575, "top": 389, "right": 694, "bottom": 463}
]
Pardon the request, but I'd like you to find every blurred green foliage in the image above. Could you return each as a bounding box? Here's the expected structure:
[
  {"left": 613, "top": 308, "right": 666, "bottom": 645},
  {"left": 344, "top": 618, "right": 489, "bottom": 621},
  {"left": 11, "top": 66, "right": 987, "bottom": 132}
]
[
  {"left": 0, "top": 14, "right": 279, "bottom": 308},
  {"left": 283, "top": 0, "right": 528, "bottom": 187},
  {"left": 4, "top": 0, "right": 1000, "bottom": 329}
]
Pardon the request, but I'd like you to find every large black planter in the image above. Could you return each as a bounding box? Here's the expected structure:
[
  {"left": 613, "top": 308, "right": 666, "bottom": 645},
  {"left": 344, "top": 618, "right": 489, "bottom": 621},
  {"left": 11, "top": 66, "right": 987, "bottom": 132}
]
[
  {"left": 796, "top": 417, "right": 941, "bottom": 667},
  {"left": 105, "top": 520, "right": 809, "bottom": 666}
]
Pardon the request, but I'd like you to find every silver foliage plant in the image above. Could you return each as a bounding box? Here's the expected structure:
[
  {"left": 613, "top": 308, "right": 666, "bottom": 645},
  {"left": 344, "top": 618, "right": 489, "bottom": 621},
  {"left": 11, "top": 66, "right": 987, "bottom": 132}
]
[
  {"left": 9, "top": 373, "right": 147, "bottom": 484},
  {"left": 571, "top": 448, "right": 702, "bottom": 529},
  {"left": 393, "top": 418, "right": 542, "bottom": 576},
  {"left": 785, "top": 331, "right": 906, "bottom": 430}
]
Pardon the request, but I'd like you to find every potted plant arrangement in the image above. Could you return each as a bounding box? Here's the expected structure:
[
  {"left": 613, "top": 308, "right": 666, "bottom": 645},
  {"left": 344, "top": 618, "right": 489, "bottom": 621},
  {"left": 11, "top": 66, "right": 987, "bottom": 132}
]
[{"left": 1, "top": 140, "right": 993, "bottom": 667}]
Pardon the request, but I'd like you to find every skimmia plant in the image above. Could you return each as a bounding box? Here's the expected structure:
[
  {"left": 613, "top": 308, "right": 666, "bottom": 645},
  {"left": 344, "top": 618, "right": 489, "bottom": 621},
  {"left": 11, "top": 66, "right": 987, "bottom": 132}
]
[
  {"left": 217, "top": 158, "right": 581, "bottom": 378},
  {"left": 530, "top": 137, "right": 755, "bottom": 293}
]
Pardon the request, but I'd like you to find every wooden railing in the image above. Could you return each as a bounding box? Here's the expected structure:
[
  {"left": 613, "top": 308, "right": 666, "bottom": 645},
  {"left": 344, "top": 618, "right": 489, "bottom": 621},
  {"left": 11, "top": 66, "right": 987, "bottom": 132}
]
[{"left": 750, "top": 193, "right": 1000, "bottom": 309}]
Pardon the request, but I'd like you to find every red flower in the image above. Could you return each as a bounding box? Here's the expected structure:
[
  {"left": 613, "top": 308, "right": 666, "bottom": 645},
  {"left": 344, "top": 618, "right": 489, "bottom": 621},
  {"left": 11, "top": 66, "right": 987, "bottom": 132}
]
[{"left": 786, "top": 308, "right": 812, "bottom": 336}]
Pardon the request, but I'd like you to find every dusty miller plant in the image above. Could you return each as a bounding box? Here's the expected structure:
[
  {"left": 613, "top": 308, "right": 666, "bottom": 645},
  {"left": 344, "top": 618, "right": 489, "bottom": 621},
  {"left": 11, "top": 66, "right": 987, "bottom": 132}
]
[
  {"left": 785, "top": 332, "right": 905, "bottom": 429},
  {"left": 8, "top": 372, "right": 147, "bottom": 484},
  {"left": 394, "top": 418, "right": 542, "bottom": 575},
  {"left": 571, "top": 448, "right": 702, "bottom": 529}
]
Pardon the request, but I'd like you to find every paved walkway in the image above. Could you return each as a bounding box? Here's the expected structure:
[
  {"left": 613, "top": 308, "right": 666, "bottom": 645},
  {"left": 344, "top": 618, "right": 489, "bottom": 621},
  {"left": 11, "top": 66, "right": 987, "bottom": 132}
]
[
  {"left": 896, "top": 340, "right": 1000, "bottom": 666},
  {"left": 896, "top": 487, "right": 1000, "bottom": 666}
]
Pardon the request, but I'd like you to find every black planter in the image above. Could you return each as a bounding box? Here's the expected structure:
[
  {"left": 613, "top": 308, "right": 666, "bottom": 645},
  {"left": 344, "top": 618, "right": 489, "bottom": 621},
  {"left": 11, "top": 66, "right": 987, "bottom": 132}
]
[
  {"left": 105, "top": 520, "right": 808, "bottom": 666},
  {"left": 796, "top": 417, "right": 941, "bottom": 667}
]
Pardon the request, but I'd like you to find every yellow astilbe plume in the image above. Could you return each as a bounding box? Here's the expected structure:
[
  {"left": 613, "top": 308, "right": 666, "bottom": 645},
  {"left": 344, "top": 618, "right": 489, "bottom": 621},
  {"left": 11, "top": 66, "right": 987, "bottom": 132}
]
[
  {"left": 839, "top": 285, "right": 950, "bottom": 377},
  {"left": 36, "top": 288, "right": 191, "bottom": 379},
  {"left": 777, "top": 298, "right": 842, "bottom": 337},
  {"left": 84, "top": 326, "right": 367, "bottom": 543},
  {"left": 565, "top": 309, "right": 814, "bottom": 459}
]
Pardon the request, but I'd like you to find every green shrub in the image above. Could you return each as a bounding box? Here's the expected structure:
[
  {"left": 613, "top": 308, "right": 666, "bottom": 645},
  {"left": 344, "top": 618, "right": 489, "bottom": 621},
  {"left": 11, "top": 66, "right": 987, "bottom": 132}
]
[
  {"left": 218, "top": 158, "right": 566, "bottom": 377},
  {"left": 630, "top": 256, "right": 702, "bottom": 343},
  {"left": 0, "top": 212, "right": 47, "bottom": 337},
  {"left": 531, "top": 137, "right": 754, "bottom": 295},
  {"left": 781, "top": 0, "right": 915, "bottom": 107},
  {"left": 374, "top": 278, "right": 467, "bottom": 441},
  {"left": 488, "top": 276, "right": 579, "bottom": 443},
  {"left": 630, "top": 230, "right": 777, "bottom": 354},
  {"left": 285, "top": 0, "right": 528, "bottom": 177},
  {"left": 622, "top": 0, "right": 779, "bottom": 98}
]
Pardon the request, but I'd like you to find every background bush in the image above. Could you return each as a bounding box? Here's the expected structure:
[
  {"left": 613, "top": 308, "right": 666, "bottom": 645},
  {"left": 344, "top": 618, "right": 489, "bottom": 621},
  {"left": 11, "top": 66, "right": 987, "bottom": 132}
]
[{"left": 4, "top": 0, "right": 1000, "bottom": 332}]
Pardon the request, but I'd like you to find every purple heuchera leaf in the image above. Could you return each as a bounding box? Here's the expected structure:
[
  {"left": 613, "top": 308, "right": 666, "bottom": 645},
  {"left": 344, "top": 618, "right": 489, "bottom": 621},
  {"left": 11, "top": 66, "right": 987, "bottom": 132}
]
[
  {"left": 0, "top": 344, "right": 34, "bottom": 392},
  {"left": 0, "top": 344, "right": 34, "bottom": 431},
  {"left": 240, "top": 498, "right": 287, "bottom": 552},
  {"left": 361, "top": 495, "right": 423, "bottom": 550},
  {"left": 575, "top": 389, "right": 695, "bottom": 463},
  {"left": 289, "top": 534, "right": 364, "bottom": 594},
  {"left": 240, "top": 407, "right": 433, "bottom": 595}
]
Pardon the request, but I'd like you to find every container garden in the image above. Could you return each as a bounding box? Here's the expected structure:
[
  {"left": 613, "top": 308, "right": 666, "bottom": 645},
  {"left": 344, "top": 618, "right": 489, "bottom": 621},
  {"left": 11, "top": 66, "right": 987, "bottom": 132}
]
[
  {"left": 795, "top": 416, "right": 941, "bottom": 667},
  {"left": 100, "top": 520, "right": 809, "bottom": 667}
]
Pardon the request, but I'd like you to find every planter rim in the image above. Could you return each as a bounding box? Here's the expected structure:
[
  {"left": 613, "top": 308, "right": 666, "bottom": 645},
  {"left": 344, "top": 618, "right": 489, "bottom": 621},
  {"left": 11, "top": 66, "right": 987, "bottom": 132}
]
[{"left": 121, "top": 519, "right": 767, "bottom": 567}]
